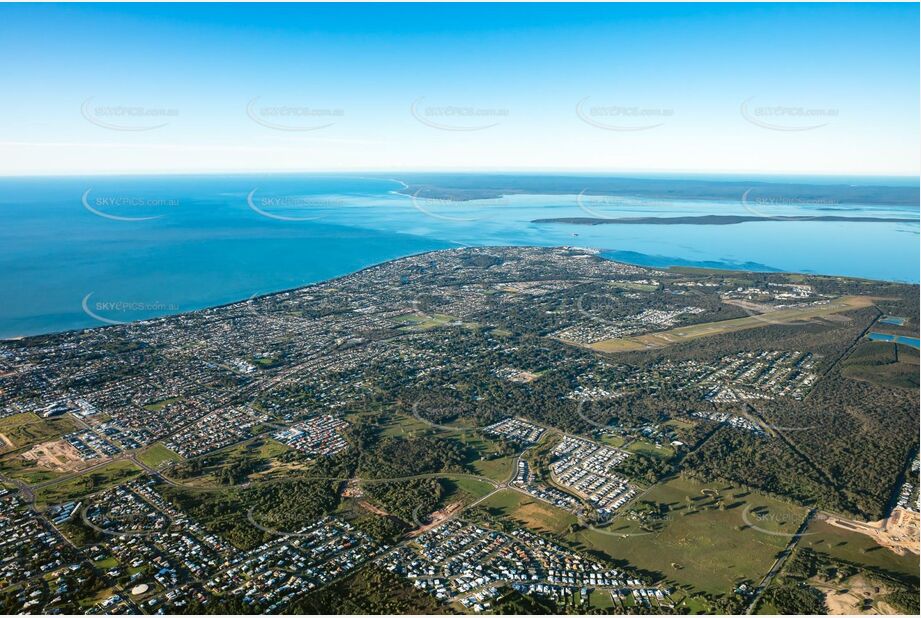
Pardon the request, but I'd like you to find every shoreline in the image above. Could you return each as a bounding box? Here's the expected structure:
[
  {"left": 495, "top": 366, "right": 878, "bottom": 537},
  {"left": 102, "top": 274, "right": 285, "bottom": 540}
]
[
  {"left": 2, "top": 244, "right": 917, "bottom": 343},
  {"left": 533, "top": 215, "right": 919, "bottom": 226}
]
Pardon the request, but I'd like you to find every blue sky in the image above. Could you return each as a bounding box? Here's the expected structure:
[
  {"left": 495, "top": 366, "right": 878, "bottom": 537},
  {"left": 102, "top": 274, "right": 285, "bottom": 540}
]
[{"left": 1, "top": 2, "right": 918, "bottom": 176}]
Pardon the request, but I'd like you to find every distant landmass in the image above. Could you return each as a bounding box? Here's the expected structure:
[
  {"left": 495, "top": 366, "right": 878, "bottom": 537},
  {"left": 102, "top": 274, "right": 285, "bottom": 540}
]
[
  {"left": 533, "top": 214, "right": 918, "bottom": 226},
  {"left": 397, "top": 173, "right": 920, "bottom": 206}
]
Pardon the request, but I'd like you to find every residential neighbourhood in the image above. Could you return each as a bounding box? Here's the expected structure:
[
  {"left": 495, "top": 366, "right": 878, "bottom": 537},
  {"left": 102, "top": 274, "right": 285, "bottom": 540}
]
[{"left": 0, "top": 246, "right": 916, "bottom": 614}]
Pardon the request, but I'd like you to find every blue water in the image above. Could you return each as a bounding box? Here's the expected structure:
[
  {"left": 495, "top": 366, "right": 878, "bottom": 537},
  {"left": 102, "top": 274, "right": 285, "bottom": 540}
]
[
  {"left": 867, "top": 332, "right": 921, "bottom": 349},
  {"left": 0, "top": 174, "right": 918, "bottom": 339},
  {"left": 878, "top": 316, "right": 907, "bottom": 326}
]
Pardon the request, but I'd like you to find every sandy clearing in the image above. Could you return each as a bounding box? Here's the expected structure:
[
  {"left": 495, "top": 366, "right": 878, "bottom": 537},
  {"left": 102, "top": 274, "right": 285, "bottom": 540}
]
[{"left": 20, "top": 440, "right": 86, "bottom": 472}]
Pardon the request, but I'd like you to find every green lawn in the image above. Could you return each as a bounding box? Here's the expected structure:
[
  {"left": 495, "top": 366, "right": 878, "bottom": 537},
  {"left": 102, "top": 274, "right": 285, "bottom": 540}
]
[
  {"left": 587, "top": 588, "right": 616, "bottom": 609},
  {"left": 136, "top": 442, "right": 181, "bottom": 469},
  {"left": 378, "top": 413, "right": 521, "bottom": 485},
  {"left": 598, "top": 433, "right": 627, "bottom": 448},
  {"left": 93, "top": 557, "right": 119, "bottom": 570},
  {"left": 469, "top": 455, "right": 515, "bottom": 483},
  {"left": 377, "top": 414, "right": 514, "bottom": 483},
  {"left": 626, "top": 439, "right": 676, "bottom": 459},
  {"left": 610, "top": 281, "right": 659, "bottom": 292},
  {"left": 569, "top": 476, "right": 807, "bottom": 596},
  {"left": 440, "top": 477, "right": 496, "bottom": 503},
  {"left": 663, "top": 418, "right": 697, "bottom": 431},
  {"left": 378, "top": 413, "right": 440, "bottom": 438}
]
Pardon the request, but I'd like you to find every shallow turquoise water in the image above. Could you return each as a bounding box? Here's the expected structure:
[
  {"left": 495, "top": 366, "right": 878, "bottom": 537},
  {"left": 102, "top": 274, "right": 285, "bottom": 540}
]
[{"left": 0, "top": 174, "right": 917, "bottom": 338}]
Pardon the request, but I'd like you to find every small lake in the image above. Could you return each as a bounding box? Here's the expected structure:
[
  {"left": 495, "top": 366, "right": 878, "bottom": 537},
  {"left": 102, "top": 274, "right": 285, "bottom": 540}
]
[{"left": 867, "top": 332, "right": 921, "bottom": 349}]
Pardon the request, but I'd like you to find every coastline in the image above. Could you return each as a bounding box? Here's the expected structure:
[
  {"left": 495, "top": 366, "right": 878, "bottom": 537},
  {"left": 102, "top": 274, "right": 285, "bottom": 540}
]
[
  {"left": 532, "top": 215, "right": 919, "bottom": 226},
  {"left": 394, "top": 174, "right": 921, "bottom": 206},
  {"left": 3, "top": 244, "right": 917, "bottom": 343}
]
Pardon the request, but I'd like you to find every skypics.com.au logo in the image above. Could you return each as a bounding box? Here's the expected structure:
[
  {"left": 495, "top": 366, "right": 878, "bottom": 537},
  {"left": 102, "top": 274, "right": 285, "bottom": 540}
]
[{"left": 81, "top": 98, "right": 178, "bottom": 131}]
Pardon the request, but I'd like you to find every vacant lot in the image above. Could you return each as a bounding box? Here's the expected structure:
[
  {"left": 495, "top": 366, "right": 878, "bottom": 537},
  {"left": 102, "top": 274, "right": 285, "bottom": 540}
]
[
  {"left": 0, "top": 448, "right": 72, "bottom": 484},
  {"left": 0, "top": 412, "right": 80, "bottom": 451},
  {"left": 481, "top": 489, "right": 577, "bottom": 535},
  {"left": 598, "top": 433, "right": 627, "bottom": 448},
  {"left": 378, "top": 412, "right": 453, "bottom": 437},
  {"left": 841, "top": 341, "right": 919, "bottom": 389},
  {"left": 377, "top": 412, "right": 517, "bottom": 483},
  {"left": 142, "top": 396, "right": 181, "bottom": 412},
  {"left": 21, "top": 439, "right": 86, "bottom": 471},
  {"left": 136, "top": 442, "right": 181, "bottom": 469},
  {"left": 812, "top": 572, "right": 900, "bottom": 615},
  {"left": 570, "top": 476, "right": 808, "bottom": 595}
]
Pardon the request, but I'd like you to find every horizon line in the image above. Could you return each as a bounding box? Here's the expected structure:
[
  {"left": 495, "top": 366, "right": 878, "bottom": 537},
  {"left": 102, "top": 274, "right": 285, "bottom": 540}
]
[{"left": 1, "top": 169, "right": 919, "bottom": 181}]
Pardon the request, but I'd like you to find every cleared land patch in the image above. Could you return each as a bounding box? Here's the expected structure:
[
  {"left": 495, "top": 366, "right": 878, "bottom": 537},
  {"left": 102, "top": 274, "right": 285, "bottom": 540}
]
[
  {"left": 0, "top": 448, "right": 72, "bottom": 484},
  {"left": 0, "top": 412, "right": 80, "bottom": 450},
  {"left": 801, "top": 518, "right": 919, "bottom": 581},
  {"left": 813, "top": 573, "right": 899, "bottom": 615},
  {"left": 481, "top": 488, "right": 578, "bottom": 535},
  {"left": 21, "top": 439, "right": 86, "bottom": 472}
]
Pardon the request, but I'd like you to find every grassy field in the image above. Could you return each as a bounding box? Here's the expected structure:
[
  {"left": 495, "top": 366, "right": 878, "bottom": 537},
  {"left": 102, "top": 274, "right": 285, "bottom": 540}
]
[
  {"left": 440, "top": 476, "right": 496, "bottom": 504},
  {"left": 569, "top": 476, "right": 808, "bottom": 595},
  {"left": 598, "top": 433, "right": 627, "bottom": 448},
  {"left": 34, "top": 460, "right": 143, "bottom": 507},
  {"left": 626, "top": 439, "right": 675, "bottom": 460},
  {"left": 800, "top": 518, "right": 919, "bottom": 580},
  {"left": 610, "top": 281, "right": 659, "bottom": 292},
  {"left": 587, "top": 295, "right": 876, "bottom": 352},
  {"left": 0, "top": 412, "right": 81, "bottom": 450},
  {"left": 136, "top": 442, "right": 181, "bottom": 469},
  {"left": 469, "top": 455, "right": 515, "bottom": 483},
  {"left": 481, "top": 489, "right": 578, "bottom": 535}
]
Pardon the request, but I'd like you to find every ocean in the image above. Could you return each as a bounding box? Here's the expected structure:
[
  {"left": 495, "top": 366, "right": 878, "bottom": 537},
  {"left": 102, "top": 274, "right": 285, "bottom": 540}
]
[{"left": 0, "top": 174, "right": 917, "bottom": 339}]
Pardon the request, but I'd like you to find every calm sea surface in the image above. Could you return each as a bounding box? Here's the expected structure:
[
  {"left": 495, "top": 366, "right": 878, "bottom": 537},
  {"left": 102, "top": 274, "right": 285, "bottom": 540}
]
[{"left": 0, "top": 174, "right": 917, "bottom": 338}]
